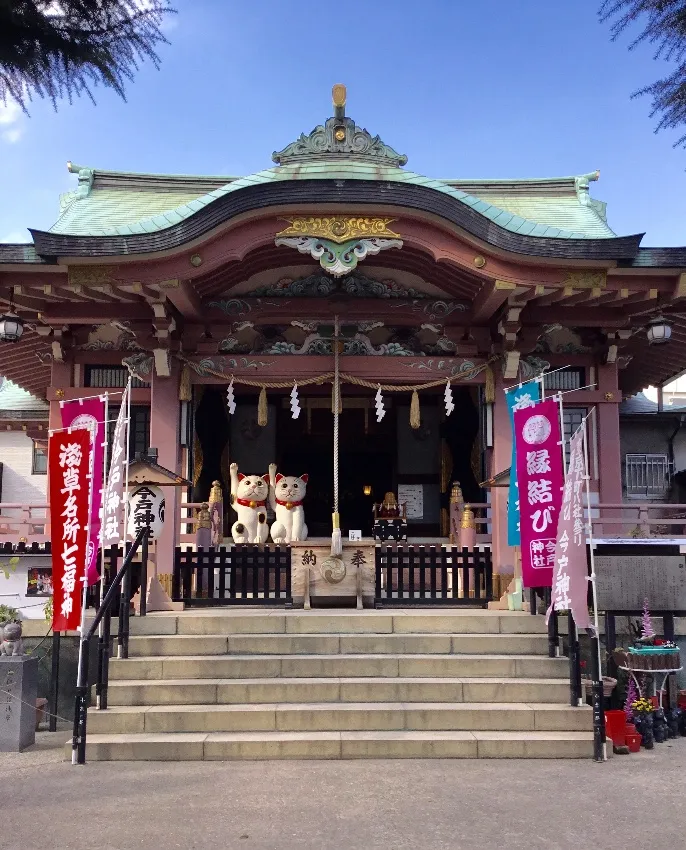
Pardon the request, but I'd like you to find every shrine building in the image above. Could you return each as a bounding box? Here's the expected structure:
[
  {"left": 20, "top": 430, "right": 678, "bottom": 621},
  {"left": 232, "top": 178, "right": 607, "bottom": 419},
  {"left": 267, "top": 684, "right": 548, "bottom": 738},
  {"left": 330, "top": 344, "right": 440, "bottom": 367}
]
[{"left": 1, "top": 84, "right": 686, "bottom": 591}]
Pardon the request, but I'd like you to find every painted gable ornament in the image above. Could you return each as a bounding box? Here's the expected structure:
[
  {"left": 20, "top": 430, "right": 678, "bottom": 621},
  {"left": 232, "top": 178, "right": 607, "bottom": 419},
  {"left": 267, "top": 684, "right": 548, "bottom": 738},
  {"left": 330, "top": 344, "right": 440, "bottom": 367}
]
[
  {"left": 275, "top": 217, "right": 403, "bottom": 278},
  {"left": 272, "top": 84, "right": 407, "bottom": 168},
  {"left": 271, "top": 85, "right": 405, "bottom": 276}
]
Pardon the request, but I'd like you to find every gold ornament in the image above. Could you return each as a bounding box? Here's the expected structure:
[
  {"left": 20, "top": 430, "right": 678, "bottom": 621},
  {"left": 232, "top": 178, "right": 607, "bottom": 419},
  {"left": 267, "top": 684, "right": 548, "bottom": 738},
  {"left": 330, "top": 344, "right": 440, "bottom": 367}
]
[
  {"left": 474, "top": 256, "right": 486, "bottom": 268},
  {"left": 68, "top": 265, "right": 116, "bottom": 287},
  {"left": 209, "top": 480, "right": 223, "bottom": 504},
  {"left": 190, "top": 253, "right": 203, "bottom": 267},
  {"left": 461, "top": 504, "right": 476, "bottom": 530},
  {"left": 560, "top": 270, "right": 607, "bottom": 290},
  {"left": 197, "top": 503, "right": 212, "bottom": 529},
  {"left": 276, "top": 216, "right": 401, "bottom": 244}
]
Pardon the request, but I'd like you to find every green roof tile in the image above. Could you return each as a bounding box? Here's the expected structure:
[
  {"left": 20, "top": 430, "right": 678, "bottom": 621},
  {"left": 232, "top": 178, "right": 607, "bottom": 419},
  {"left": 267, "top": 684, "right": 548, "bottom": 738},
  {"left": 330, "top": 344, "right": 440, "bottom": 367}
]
[{"left": 47, "top": 160, "right": 616, "bottom": 240}]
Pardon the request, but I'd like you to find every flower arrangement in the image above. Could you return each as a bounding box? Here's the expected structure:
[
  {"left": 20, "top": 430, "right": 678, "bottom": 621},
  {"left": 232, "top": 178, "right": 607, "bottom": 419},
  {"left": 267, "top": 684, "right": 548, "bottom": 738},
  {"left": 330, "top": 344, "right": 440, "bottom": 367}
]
[
  {"left": 640, "top": 598, "right": 656, "bottom": 642},
  {"left": 624, "top": 677, "right": 639, "bottom": 720},
  {"left": 632, "top": 698, "right": 655, "bottom": 715}
]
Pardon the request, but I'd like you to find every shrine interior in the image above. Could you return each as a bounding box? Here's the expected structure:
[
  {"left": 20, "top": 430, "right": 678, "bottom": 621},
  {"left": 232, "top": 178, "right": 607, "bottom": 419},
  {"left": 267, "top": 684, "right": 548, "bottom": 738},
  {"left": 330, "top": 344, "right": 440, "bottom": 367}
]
[{"left": 191, "top": 384, "right": 483, "bottom": 539}]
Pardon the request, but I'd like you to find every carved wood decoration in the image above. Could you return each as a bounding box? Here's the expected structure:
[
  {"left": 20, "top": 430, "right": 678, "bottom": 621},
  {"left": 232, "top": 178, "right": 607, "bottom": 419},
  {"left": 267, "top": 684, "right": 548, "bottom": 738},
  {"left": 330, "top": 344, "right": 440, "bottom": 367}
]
[{"left": 275, "top": 217, "right": 403, "bottom": 277}]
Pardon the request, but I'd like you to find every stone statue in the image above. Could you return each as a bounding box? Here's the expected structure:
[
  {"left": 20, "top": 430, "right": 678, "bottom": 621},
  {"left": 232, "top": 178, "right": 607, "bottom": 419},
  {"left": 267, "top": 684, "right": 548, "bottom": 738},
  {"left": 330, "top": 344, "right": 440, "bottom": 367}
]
[{"left": 0, "top": 621, "right": 24, "bottom": 656}]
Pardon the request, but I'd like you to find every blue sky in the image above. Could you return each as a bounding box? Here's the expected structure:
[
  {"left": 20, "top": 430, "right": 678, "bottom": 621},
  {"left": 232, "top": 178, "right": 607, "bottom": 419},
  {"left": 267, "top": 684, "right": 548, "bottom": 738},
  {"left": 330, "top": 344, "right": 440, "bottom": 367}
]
[{"left": 0, "top": 0, "right": 684, "bottom": 245}]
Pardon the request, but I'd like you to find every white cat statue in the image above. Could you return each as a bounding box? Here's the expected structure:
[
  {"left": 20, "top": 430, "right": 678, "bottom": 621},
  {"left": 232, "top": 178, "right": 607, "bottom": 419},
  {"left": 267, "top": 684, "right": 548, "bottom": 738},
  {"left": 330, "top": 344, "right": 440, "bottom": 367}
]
[
  {"left": 229, "top": 462, "right": 270, "bottom": 544},
  {"left": 269, "top": 463, "right": 309, "bottom": 544}
]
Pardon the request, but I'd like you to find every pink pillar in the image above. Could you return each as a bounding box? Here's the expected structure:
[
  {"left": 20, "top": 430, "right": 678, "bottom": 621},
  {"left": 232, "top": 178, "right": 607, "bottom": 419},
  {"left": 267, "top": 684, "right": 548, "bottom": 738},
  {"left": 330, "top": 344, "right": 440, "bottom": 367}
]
[
  {"left": 150, "top": 362, "right": 181, "bottom": 574},
  {"left": 47, "top": 360, "right": 73, "bottom": 536},
  {"left": 596, "top": 364, "right": 622, "bottom": 535},
  {"left": 492, "top": 373, "right": 515, "bottom": 575}
]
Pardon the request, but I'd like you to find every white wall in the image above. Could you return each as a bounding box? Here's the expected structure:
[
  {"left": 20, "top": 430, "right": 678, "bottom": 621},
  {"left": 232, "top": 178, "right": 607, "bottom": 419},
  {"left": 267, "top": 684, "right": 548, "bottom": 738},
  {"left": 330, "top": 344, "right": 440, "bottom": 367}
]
[{"left": 0, "top": 431, "right": 47, "bottom": 503}]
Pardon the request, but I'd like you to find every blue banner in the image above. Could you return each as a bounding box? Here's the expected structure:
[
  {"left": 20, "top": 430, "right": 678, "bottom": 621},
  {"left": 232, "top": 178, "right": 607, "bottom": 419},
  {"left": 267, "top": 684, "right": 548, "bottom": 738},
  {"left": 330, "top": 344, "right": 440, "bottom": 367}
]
[{"left": 505, "top": 380, "right": 541, "bottom": 545}]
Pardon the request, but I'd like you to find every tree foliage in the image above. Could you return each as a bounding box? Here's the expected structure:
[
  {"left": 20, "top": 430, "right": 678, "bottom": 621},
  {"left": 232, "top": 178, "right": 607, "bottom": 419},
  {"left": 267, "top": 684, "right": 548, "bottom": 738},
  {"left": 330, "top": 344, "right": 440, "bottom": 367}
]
[
  {"left": 600, "top": 1, "right": 686, "bottom": 147},
  {"left": 0, "top": 1, "right": 175, "bottom": 110}
]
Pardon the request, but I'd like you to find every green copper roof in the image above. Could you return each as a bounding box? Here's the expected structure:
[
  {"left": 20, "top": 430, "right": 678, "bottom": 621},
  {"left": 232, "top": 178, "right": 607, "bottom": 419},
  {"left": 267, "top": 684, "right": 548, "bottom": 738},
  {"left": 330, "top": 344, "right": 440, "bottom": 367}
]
[{"left": 50, "top": 162, "right": 615, "bottom": 240}]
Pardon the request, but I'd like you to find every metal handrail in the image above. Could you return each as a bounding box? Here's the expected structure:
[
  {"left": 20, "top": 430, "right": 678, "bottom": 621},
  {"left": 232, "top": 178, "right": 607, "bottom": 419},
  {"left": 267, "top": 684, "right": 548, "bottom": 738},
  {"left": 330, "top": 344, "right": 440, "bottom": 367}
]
[{"left": 72, "top": 527, "right": 146, "bottom": 765}]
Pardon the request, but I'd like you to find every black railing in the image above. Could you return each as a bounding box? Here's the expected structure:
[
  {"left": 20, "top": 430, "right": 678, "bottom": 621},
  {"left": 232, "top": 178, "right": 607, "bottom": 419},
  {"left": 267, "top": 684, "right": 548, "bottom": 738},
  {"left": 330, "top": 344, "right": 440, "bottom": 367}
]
[
  {"left": 172, "top": 545, "right": 292, "bottom": 607},
  {"left": 374, "top": 545, "right": 493, "bottom": 607},
  {"left": 0, "top": 540, "right": 51, "bottom": 554},
  {"left": 72, "top": 527, "right": 146, "bottom": 765}
]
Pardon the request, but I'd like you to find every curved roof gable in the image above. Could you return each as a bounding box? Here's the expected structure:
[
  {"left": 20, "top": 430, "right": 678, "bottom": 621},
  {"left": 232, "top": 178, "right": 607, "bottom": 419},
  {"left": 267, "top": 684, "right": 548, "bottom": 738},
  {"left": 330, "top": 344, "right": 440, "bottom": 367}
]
[{"left": 50, "top": 161, "right": 615, "bottom": 241}]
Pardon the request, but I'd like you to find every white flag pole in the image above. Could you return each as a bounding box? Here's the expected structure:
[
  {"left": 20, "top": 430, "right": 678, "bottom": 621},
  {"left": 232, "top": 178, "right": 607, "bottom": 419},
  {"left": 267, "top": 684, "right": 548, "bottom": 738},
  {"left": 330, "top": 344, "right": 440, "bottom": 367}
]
[
  {"left": 582, "top": 408, "right": 607, "bottom": 762},
  {"left": 73, "top": 434, "right": 95, "bottom": 765}
]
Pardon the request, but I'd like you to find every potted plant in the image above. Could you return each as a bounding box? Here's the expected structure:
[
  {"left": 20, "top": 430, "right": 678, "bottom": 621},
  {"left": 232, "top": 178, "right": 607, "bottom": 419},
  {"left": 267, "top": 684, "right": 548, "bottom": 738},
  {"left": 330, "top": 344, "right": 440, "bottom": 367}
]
[
  {"left": 632, "top": 698, "right": 655, "bottom": 748},
  {"left": 0, "top": 604, "right": 20, "bottom": 625}
]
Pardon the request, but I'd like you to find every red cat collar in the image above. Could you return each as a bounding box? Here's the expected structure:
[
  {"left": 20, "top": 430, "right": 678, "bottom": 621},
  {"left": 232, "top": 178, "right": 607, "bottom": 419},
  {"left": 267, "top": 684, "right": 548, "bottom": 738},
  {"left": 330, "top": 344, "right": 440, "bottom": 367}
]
[
  {"left": 235, "top": 497, "right": 267, "bottom": 508},
  {"left": 275, "top": 498, "right": 303, "bottom": 510}
]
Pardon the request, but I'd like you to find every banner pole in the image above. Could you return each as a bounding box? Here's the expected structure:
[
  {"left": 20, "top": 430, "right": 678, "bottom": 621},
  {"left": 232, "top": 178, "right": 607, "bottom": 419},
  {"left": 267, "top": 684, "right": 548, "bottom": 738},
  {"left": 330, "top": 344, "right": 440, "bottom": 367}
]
[
  {"left": 582, "top": 410, "right": 606, "bottom": 762},
  {"left": 121, "top": 379, "right": 132, "bottom": 641},
  {"left": 96, "top": 393, "right": 109, "bottom": 708},
  {"left": 73, "top": 455, "right": 94, "bottom": 766}
]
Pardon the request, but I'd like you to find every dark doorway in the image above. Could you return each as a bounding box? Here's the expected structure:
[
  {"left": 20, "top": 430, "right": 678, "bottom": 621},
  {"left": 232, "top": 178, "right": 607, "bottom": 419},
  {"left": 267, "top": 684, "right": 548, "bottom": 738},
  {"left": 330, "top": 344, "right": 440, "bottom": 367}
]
[{"left": 277, "top": 401, "right": 396, "bottom": 538}]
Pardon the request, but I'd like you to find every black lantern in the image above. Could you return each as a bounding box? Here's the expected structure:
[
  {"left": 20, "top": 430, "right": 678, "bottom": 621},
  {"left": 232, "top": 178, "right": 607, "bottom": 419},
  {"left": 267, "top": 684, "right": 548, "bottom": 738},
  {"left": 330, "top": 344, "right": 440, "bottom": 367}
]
[
  {"left": 0, "top": 306, "right": 24, "bottom": 343},
  {"left": 646, "top": 315, "right": 672, "bottom": 345}
]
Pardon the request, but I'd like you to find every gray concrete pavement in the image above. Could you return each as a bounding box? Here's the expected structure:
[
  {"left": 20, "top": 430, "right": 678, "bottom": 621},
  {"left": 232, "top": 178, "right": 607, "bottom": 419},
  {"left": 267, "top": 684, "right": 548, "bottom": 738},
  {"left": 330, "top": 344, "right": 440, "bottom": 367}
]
[{"left": 3, "top": 731, "right": 686, "bottom": 850}]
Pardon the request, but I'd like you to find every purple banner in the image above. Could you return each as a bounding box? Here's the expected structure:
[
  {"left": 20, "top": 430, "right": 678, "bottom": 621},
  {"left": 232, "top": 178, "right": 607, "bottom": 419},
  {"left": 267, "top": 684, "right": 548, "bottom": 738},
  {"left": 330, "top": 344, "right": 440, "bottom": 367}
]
[
  {"left": 60, "top": 397, "right": 105, "bottom": 586},
  {"left": 514, "top": 399, "right": 564, "bottom": 588},
  {"left": 546, "top": 426, "right": 591, "bottom": 630}
]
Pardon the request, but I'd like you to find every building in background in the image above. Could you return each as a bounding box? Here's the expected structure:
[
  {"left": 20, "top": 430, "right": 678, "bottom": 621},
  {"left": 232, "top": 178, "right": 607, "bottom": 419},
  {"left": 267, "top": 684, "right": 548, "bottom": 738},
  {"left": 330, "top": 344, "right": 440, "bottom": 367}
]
[{"left": 0, "top": 377, "right": 48, "bottom": 503}]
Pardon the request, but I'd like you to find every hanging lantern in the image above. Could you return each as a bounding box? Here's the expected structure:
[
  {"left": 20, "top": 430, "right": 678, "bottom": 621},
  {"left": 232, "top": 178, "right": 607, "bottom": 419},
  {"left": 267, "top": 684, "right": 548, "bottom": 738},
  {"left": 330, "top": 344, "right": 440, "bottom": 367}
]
[
  {"left": 0, "top": 305, "right": 24, "bottom": 343},
  {"left": 444, "top": 380, "right": 454, "bottom": 416},
  {"left": 226, "top": 379, "right": 236, "bottom": 414},
  {"left": 646, "top": 315, "right": 672, "bottom": 345},
  {"left": 290, "top": 382, "right": 301, "bottom": 419},
  {"left": 375, "top": 386, "right": 386, "bottom": 422}
]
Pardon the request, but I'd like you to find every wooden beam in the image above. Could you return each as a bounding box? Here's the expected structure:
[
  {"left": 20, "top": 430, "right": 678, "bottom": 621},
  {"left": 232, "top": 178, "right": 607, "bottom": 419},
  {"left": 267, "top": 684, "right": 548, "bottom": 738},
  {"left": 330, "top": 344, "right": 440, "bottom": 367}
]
[
  {"left": 160, "top": 280, "right": 203, "bottom": 321},
  {"left": 41, "top": 303, "right": 154, "bottom": 324},
  {"left": 470, "top": 280, "right": 517, "bottom": 322}
]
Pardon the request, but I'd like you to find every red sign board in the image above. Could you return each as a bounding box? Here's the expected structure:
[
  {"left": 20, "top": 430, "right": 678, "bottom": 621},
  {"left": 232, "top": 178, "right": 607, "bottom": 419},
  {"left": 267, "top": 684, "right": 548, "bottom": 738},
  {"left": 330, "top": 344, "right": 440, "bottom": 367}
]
[
  {"left": 513, "top": 399, "right": 564, "bottom": 588},
  {"left": 49, "top": 429, "right": 91, "bottom": 632}
]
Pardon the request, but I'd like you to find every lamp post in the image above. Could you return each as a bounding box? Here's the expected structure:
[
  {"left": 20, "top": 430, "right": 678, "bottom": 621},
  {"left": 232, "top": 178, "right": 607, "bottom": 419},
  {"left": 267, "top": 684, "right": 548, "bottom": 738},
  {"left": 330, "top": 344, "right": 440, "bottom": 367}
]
[
  {"left": 0, "top": 303, "right": 24, "bottom": 343},
  {"left": 646, "top": 315, "right": 672, "bottom": 345}
]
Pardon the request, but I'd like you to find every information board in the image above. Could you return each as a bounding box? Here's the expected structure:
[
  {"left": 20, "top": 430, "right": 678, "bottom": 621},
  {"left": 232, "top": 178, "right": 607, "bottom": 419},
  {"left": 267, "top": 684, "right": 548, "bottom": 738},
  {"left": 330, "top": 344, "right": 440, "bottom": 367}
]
[
  {"left": 594, "top": 543, "right": 686, "bottom": 612},
  {"left": 397, "top": 484, "right": 424, "bottom": 519}
]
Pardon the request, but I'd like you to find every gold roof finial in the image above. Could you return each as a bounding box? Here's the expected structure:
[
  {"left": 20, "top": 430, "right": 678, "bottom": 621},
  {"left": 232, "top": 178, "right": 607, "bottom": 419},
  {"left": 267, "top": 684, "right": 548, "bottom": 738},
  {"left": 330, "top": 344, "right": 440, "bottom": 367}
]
[{"left": 332, "top": 83, "right": 346, "bottom": 119}]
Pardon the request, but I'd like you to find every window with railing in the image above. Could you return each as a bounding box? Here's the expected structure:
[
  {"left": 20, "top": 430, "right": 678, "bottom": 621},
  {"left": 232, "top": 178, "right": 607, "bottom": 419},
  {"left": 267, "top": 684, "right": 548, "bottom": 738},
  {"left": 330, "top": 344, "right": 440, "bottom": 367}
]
[
  {"left": 106, "top": 406, "right": 150, "bottom": 460},
  {"left": 544, "top": 367, "right": 585, "bottom": 392},
  {"left": 562, "top": 407, "right": 586, "bottom": 466},
  {"left": 625, "top": 454, "right": 673, "bottom": 499},
  {"left": 84, "top": 365, "right": 148, "bottom": 388}
]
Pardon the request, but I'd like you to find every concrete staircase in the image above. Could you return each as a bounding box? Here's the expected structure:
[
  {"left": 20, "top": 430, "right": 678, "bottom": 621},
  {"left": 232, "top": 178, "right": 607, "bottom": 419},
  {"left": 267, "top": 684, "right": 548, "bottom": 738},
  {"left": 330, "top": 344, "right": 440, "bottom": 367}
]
[{"left": 80, "top": 610, "right": 593, "bottom": 760}]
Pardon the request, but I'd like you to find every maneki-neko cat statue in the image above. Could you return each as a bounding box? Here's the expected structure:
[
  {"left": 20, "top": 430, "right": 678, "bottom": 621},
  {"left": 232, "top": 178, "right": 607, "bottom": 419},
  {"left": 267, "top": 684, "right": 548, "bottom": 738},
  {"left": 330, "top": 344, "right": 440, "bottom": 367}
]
[
  {"left": 269, "top": 463, "right": 308, "bottom": 544},
  {"left": 229, "top": 462, "right": 270, "bottom": 544}
]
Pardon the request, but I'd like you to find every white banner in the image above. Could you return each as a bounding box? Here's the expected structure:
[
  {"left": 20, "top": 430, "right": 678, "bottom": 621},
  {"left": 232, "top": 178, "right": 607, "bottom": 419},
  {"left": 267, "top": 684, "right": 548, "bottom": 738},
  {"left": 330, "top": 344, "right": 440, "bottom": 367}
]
[{"left": 101, "top": 383, "right": 129, "bottom": 546}]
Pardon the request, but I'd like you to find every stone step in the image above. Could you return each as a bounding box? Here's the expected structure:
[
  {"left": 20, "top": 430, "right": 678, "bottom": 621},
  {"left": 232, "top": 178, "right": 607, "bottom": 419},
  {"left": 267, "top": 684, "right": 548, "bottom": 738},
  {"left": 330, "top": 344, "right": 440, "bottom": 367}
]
[
  {"left": 129, "top": 611, "right": 549, "bottom": 637},
  {"left": 86, "top": 702, "right": 591, "bottom": 735},
  {"left": 128, "top": 633, "right": 550, "bottom": 657},
  {"left": 72, "top": 730, "right": 594, "bottom": 760},
  {"left": 104, "top": 676, "right": 572, "bottom": 706},
  {"left": 109, "top": 654, "right": 568, "bottom": 681}
]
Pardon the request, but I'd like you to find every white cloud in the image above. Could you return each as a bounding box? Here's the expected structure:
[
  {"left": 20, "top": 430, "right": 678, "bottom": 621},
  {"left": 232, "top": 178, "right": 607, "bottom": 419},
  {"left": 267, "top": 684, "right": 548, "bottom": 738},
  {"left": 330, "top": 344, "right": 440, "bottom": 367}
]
[
  {"left": 0, "top": 100, "right": 24, "bottom": 144},
  {"left": 1, "top": 230, "right": 31, "bottom": 244}
]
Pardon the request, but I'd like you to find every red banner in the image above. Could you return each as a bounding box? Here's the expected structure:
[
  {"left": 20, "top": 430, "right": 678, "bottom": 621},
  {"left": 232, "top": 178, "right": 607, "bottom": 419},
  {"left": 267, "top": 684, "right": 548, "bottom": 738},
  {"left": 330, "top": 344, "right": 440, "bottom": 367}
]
[
  {"left": 49, "top": 429, "right": 91, "bottom": 632},
  {"left": 546, "top": 426, "right": 591, "bottom": 629},
  {"left": 60, "top": 397, "right": 105, "bottom": 585},
  {"left": 514, "top": 399, "right": 564, "bottom": 588}
]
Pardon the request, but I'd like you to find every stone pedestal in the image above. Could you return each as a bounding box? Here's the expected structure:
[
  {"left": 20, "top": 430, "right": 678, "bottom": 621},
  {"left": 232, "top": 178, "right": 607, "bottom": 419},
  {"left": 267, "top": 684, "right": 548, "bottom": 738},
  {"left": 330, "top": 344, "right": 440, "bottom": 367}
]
[{"left": 0, "top": 656, "right": 38, "bottom": 752}]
